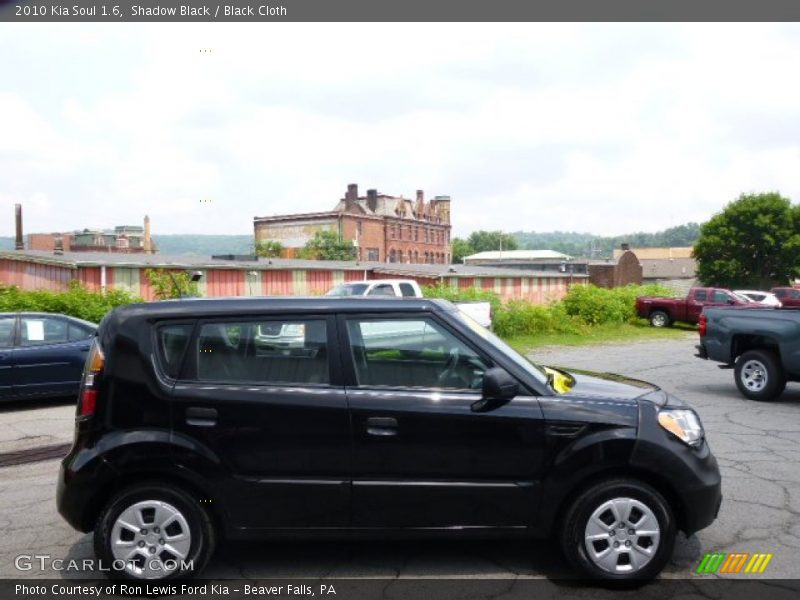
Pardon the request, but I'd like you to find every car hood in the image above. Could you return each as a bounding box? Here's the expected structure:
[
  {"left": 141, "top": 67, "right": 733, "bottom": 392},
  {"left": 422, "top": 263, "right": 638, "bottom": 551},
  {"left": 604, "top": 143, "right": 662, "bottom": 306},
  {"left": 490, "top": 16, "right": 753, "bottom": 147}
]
[{"left": 545, "top": 366, "right": 676, "bottom": 407}]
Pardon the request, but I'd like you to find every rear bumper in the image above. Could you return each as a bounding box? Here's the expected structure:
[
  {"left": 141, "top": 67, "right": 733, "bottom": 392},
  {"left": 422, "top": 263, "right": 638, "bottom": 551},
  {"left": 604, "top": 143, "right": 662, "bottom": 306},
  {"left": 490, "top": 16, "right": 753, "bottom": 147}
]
[{"left": 57, "top": 446, "right": 118, "bottom": 533}]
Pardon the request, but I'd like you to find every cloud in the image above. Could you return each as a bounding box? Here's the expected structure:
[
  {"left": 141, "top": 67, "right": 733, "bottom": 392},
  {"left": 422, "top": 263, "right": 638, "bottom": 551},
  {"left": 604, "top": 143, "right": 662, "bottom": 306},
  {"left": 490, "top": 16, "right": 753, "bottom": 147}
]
[{"left": 1, "top": 23, "right": 799, "bottom": 238}]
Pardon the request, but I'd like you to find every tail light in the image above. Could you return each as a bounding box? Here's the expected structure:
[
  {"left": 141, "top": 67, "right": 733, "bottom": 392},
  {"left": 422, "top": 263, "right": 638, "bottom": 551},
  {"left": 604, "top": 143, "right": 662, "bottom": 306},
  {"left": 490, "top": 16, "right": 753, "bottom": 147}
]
[
  {"left": 79, "top": 340, "right": 105, "bottom": 418},
  {"left": 698, "top": 313, "right": 707, "bottom": 337}
]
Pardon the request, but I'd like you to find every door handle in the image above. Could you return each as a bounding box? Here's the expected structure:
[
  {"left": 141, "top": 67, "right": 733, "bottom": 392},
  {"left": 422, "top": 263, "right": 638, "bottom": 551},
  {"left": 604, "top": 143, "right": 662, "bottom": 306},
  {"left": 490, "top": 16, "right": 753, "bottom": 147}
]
[
  {"left": 366, "top": 416, "right": 398, "bottom": 436},
  {"left": 186, "top": 407, "right": 218, "bottom": 427}
]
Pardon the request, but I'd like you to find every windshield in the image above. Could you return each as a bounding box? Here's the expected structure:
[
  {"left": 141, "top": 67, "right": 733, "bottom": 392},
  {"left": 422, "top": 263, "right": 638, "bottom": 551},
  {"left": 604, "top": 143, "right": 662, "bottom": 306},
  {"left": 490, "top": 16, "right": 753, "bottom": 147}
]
[
  {"left": 326, "top": 283, "right": 369, "bottom": 296},
  {"left": 452, "top": 308, "right": 549, "bottom": 386}
]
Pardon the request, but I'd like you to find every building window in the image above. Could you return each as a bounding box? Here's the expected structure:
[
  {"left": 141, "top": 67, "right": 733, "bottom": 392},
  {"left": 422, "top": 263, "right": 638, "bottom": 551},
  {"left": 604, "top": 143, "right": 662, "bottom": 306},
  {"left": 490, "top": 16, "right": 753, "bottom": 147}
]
[
  {"left": 413, "top": 227, "right": 418, "bottom": 242},
  {"left": 413, "top": 250, "right": 419, "bottom": 263},
  {"left": 367, "top": 248, "right": 379, "bottom": 261},
  {"left": 356, "top": 221, "right": 363, "bottom": 236},
  {"left": 389, "top": 249, "right": 397, "bottom": 263},
  {"left": 398, "top": 250, "right": 404, "bottom": 263}
]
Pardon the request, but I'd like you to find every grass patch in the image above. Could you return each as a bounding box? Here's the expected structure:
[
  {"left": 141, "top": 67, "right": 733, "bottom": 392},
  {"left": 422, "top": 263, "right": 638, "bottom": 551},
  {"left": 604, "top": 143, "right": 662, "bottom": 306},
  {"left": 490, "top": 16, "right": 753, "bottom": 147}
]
[{"left": 504, "top": 319, "right": 697, "bottom": 353}]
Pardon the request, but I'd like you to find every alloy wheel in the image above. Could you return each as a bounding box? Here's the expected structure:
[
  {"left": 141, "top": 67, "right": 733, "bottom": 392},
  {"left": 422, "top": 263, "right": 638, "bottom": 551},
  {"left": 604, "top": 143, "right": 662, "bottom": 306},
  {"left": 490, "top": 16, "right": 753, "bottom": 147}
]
[
  {"left": 584, "top": 497, "right": 661, "bottom": 574},
  {"left": 110, "top": 500, "right": 191, "bottom": 579}
]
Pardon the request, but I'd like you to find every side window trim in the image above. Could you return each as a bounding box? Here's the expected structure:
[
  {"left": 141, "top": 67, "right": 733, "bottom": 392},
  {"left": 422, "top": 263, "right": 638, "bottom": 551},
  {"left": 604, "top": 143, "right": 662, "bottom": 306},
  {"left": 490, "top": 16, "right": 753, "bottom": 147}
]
[{"left": 337, "top": 312, "right": 495, "bottom": 391}]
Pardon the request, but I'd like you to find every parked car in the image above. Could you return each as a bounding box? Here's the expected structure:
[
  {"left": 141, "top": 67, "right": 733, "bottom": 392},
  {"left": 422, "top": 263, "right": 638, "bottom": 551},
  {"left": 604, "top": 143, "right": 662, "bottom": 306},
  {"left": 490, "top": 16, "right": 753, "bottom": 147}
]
[
  {"left": 696, "top": 304, "right": 800, "bottom": 401},
  {"left": 770, "top": 287, "right": 800, "bottom": 307},
  {"left": 327, "top": 279, "right": 493, "bottom": 328},
  {"left": 733, "top": 290, "right": 782, "bottom": 307},
  {"left": 57, "top": 297, "right": 721, "bottom": 582},
  {"left": 0, "top": 312, "right": 96, "bottom": 402},
  {"left": 635, "top": 287, "right": 751, "bottom": 327}
]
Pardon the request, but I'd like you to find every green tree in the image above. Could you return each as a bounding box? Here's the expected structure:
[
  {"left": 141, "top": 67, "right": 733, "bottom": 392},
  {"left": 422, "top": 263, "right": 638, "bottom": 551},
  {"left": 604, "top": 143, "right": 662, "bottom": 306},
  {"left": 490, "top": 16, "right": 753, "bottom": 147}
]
[
  {"left": 145, "top": 268, "right": 201, "bottom": 300},
  {"left": 693, "top": 192, "right": 800, "bottom": 289},
  {"left": 450, "top": 238, "right": 474, "bottom": 263},
  {"left": 255, "top": 239, "right": 284, "bottom": 258},
  {"left": 468, "top": 230, "right": 519, "bottom": 254},
  {"left": 298, "top": 230, "right": 356, "bottom": 261}
]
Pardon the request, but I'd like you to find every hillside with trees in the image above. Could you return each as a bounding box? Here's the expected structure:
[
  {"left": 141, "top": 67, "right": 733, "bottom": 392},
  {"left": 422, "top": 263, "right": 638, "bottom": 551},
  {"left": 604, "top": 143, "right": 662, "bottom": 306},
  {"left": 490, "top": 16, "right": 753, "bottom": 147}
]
[{"left": 510, "top": 223, "right": 701, "bottom": 259}]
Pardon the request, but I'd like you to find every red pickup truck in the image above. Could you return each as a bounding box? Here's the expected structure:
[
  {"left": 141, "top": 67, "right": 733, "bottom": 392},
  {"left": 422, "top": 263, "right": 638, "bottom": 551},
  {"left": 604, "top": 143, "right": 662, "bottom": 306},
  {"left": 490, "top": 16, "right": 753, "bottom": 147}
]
[{"left": 636, "top": 287, "right": 750, "bottom": 327}]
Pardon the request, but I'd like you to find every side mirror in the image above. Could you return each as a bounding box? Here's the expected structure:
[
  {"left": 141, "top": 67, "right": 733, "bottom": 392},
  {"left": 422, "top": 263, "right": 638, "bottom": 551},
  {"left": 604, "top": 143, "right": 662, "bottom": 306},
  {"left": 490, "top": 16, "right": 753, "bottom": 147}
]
[
  {"left": 727, "top": 298, "right": 735, "bottom": 305},
  {"left": 483, "top": 367, "right": 519, "bottom": 400},
  {"left": 472, "top": 368, "right": 518, "bottom": 412}
]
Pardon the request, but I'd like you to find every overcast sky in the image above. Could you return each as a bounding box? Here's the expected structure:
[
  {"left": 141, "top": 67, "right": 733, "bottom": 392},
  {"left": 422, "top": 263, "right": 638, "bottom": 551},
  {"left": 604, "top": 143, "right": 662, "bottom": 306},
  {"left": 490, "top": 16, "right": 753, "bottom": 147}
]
[{"left": 1, "top": 23, "right": 799, "bottom": 238}]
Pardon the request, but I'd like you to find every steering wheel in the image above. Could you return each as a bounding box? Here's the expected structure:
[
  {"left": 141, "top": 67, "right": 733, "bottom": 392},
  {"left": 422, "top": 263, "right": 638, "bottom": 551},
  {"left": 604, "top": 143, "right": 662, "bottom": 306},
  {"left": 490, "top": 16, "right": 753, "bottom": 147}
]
[{"left": 437, "top": 347, "right": 461, "bottom": 387}]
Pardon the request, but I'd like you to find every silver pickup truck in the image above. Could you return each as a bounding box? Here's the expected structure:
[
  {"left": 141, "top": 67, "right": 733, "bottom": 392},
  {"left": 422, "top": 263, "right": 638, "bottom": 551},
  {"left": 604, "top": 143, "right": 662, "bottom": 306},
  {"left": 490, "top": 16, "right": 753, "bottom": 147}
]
[{"left": 696, "top": 306, "right": 800, "bottom": 401}]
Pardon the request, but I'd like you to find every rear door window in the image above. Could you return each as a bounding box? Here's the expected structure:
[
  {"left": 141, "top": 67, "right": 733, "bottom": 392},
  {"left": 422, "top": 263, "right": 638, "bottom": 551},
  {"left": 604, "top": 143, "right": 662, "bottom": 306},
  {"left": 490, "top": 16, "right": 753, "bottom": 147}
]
[
  {"left": 196, "top": 319, "right": 329, "bottom": 385},
  {"left": 68, "top": 323, "right": 94, "bottom": 341},
  {"left": 694, "top": 290, "right": 708, "bottom": 301}
]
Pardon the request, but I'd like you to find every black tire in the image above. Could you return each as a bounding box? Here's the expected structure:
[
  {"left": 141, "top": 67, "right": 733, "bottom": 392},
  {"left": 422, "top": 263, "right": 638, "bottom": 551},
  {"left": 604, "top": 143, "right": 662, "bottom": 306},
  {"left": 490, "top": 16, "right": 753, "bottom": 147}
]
[
  {"left": 560, "top": 478, "right": 676, "bottom": 581},
  {"left": 649, "top": 311, "right": 671, "bottom": 328},
  {"left": 734, "top": 349, "right": 786, "bottom": 401},
  {"left": 94, "top": 483, "right": 215, "bottom": 580}
]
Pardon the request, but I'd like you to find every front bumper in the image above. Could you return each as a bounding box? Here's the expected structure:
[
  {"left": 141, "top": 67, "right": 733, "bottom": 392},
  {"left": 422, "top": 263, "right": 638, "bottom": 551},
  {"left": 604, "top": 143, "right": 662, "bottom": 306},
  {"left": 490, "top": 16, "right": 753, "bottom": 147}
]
[{"left": 632, "top": 402, "right": 723, "bottom": 536}]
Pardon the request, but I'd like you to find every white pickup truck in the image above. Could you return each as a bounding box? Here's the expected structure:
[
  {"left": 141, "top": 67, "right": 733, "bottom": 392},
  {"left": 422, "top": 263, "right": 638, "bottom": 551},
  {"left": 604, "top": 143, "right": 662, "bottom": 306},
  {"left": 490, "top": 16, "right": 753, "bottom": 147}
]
[{"left": 326, "top": 279, "right": 493, "bottom": 329}]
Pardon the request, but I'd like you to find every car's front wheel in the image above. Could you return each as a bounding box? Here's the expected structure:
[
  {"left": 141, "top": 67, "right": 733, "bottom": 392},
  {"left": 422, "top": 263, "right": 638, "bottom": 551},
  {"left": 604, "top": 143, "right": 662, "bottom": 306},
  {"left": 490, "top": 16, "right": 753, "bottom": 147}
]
[
  {"left": 560, "top": 478, "right": 676, "bottom": 581},
  {"left": 94, "top": 483, "right": 215, "bottom": 580}
]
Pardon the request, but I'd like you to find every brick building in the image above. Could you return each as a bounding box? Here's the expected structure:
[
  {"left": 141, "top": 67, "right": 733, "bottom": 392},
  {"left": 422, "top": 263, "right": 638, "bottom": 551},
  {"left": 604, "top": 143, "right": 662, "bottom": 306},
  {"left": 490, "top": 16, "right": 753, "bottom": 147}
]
[
  {"left": 588, "top": 245, "right": 643, "bottom": 288},
  {"left": 25, "top": 216, "right": 156, "bottom": 254},
  {"left": 254, "top": 184, "right": 451, "bottom": 264},
  {"left": 0, "top": 251, "right": 587, "bottom": 304}
]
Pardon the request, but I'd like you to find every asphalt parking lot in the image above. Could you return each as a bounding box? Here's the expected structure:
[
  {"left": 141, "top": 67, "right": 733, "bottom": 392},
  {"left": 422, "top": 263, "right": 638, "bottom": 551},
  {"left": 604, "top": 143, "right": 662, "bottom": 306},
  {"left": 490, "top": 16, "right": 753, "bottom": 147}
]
[{"left": 1, "top": 334, "right": 799, "bottom": 582}]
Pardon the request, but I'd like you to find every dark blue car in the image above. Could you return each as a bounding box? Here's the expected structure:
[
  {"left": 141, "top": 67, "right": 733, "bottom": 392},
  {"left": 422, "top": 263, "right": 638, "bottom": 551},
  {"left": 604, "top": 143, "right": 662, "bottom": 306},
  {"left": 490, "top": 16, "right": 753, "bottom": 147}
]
[{"left": 0, "top": 312, "right": 96, "bottom": 402}]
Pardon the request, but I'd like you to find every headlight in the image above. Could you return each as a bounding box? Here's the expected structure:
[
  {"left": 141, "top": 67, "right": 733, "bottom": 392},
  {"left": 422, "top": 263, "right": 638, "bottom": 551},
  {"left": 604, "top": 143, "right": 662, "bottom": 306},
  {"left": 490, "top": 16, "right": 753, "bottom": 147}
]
[{"left": 658, "top": 409, "right": 704, "bottom": 447}]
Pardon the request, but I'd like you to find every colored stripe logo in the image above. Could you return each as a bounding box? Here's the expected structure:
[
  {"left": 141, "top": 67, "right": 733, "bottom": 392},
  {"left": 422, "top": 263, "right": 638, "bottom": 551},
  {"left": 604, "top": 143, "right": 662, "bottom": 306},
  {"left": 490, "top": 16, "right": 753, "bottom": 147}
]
[{"left": 696, "top": 552, "right": 773, "bottom": 574}]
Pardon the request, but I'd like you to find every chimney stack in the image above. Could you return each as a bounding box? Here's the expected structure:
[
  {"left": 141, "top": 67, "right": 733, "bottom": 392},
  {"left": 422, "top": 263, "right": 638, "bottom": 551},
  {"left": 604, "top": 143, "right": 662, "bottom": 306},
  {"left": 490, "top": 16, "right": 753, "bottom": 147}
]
[
  {"left": 366, "top": 189, "right": 378, "bottom": 212},
  {"left": 143, "top": 215, "right": 152, "bottom": 254},
  {"left": 14, "top": 204, "right": 23, "bottom": 250},
  {"left": 416, "top": 189, "right": 424, "bottom": 203},
  {"left": 346, "top": 183, "right": 358, "bottom": 203},
  {"left": 620, "top": 243, "right": 630, "bottom": 252}
]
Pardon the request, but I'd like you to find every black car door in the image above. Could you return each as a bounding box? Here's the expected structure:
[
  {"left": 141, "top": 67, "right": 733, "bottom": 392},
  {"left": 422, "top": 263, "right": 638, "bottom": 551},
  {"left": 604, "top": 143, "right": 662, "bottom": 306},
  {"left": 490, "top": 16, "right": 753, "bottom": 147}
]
[
  {"left": 340, "top": 313, "right": 546, "bottom": 529},
  {"left": 169, "top": 314, "right": 352, "bottom": 530}
]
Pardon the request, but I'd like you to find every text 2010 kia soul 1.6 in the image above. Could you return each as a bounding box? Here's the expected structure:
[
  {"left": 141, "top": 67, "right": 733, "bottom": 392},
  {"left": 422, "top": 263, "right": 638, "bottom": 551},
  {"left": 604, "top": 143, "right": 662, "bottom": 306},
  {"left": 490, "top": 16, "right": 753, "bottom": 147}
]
[{"left": 57, "top": 297, "right": 721, "bottom": 581}]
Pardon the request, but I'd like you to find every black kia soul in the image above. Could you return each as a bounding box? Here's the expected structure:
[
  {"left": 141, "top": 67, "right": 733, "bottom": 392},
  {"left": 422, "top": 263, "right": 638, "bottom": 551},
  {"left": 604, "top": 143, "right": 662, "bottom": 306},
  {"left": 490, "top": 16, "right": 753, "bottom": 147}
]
[{"left": 57, "top": 297, "right": 721, "bottom": 581}]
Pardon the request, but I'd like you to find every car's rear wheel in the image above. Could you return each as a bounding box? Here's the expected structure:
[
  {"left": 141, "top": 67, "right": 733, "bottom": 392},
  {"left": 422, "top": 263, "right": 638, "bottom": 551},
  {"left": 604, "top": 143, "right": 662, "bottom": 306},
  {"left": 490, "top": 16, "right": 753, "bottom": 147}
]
[
  {"left": 649, "top": 311, "right": 671, "bottom": 328},
  {"left": 560, "top": 478, "right": 676, "bottom": 581},
  {"left": 94, "top": 483, "right": 215, "bottom": 580},
  {"left": 734, "top": 349, "right": 785, "bottom": 401}
]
